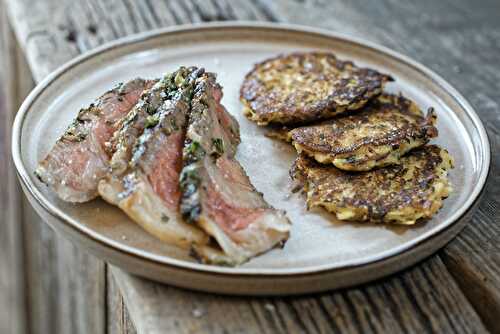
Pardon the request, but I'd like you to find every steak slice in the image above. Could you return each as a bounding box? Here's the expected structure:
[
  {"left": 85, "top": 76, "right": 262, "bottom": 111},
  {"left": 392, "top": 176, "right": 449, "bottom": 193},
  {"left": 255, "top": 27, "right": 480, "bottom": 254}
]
[
  {"left": 106, "top": 68, "right": 196, "bottom": 178},
  {"left": 35, "top": 78, "right": 153, "bottom": 202},
  {"left": 180, "top": 73, "right": 291, "bottom": 265},
  {"left": 98, "top": 67, "right": 211, "bottom": 248}
]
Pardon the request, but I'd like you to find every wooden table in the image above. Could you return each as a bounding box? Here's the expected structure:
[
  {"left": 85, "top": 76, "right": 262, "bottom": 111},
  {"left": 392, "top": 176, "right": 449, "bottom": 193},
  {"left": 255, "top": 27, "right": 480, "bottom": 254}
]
[{"left": 1, "top": 0, "right": 499, "bottom": 333}]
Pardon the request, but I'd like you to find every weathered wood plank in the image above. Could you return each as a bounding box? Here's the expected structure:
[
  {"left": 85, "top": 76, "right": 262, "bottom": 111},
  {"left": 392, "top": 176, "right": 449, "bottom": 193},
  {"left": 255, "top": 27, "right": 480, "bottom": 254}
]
[
  {"left": 7, "top": 32, "right": 107, "bottom": 334},
  {"left": 0, "top": 2, "right": 28, "bottom": 333},
  {"left": 22, "top": 199, "right": 107, "bottom": 334},
  {"left": 107, "top": 269, "right": 137, "bottom": 334},
  {"left": 6, "top": 0, "right": 275, "bottom": 81},
  {"left": 4, "top": 0, "right": 500, "bottom": 333},
  {"left": 266, "top": 0, "right": 500, "bottom": 331},
  {"left": 3, "top": 4, "right": 106, "bottom": 334},
  {"left": 112, "top": 258, "right": 486, "bottom": 334}
]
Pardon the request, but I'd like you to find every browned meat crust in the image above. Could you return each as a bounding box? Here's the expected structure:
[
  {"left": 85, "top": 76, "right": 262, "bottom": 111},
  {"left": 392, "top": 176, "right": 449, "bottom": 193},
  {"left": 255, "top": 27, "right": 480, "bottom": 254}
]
[
  {"left": 180, "top": 73, "right": 291, "bottom": 265},
  {"left": 35, "top": 78, "right": 153, "bottom": 202}
]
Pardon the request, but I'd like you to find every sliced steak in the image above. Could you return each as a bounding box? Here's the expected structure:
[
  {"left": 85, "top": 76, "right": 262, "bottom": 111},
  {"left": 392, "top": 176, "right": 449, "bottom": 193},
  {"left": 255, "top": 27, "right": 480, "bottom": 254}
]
[
  {"left": 180, "top": 73, "right": 291, "bottom": 265},
  {"left": 107, "top": 68, "right": 197, "bottom": 178},
  {"left": 98, "top": 67, "right": 211, "bottom": 249},
  {"left": 35, "top": 78, "right": 153, "bottom": 202}
]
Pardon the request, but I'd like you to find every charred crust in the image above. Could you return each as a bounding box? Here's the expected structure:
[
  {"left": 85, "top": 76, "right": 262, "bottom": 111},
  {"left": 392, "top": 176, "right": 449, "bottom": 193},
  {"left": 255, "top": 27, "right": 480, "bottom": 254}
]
[
  {"left": 289, "top": 93, "right": 439, "bottom": 168},
  {"left": 292, "top": 145, "right": 452, "bottom": 223},
  {"left": 240, "top": 52, "right": 393, "bottom": 125}
]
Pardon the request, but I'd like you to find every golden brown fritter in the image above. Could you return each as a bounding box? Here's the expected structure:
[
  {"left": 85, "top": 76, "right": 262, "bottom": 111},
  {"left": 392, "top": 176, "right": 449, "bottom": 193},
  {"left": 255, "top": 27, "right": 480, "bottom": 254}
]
[
  {"left": 290, "top": 93, "right": 438, "bottom": 171},
  {"left": 240, "top": 52, "right": 393, "bottom": 125},
  {"left": 290, "top": 145, "right": 453, "bottom": 225}
]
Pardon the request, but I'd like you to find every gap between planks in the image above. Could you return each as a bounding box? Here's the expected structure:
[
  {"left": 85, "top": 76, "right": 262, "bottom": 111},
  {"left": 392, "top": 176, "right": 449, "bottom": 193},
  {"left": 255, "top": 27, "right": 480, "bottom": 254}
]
[{"left": 4, "top": 0, "right": 500, "bottom": 333}]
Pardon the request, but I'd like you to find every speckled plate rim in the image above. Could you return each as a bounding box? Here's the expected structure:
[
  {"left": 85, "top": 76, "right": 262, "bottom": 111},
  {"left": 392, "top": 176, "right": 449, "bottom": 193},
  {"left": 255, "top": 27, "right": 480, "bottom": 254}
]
[{"left": 12, "top": 22, "right": 490, "bottom": 277}]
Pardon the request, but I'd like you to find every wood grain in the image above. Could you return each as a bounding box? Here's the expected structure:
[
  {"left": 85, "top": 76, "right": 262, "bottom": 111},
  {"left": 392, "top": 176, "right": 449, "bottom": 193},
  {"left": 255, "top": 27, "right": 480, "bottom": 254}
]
[
  {"left": 6, "top": 0, "right": 276, "bottom": 81},
  {"left": 3, "top": 0, "right": 500, "bottom": 333},
  {"left": 107, "top": 269, "right": 137, "bottom": 334},
  {"left": 0, "top": 2, "right": 28, "bottom": 333},
  {"left": 267, "top": 0, "right": 500, "bottom": 331},
  {"left": 112, "top": 259, "right": 486, "bottom": 334},
  {"left": 3, "top": 3, "right": 106, "bottom": 334},
  {"left": 22, "top": 194, "right": 106, "bottom": 334}
]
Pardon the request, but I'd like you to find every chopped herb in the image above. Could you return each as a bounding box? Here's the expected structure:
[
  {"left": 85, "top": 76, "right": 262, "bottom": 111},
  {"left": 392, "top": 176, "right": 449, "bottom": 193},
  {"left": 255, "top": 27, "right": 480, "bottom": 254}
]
[
  {"left": 146, "top": 103, "right": 156, "bottom": 115},
  {"left": 65, "top": 117, "right": 88, "bottom": 142},
  {"left": 180, "top": 165, "right": 200, "bottom": 184},
  {"left": 211, "top": 138, "right": 224, "bottom": 157},
  {"left": 114, "top": 82, "right": 124, "bottom": 91},
  {"left": 130, "top": 143, "right": 146, "bottom": 166},
  {"left": 182, "top": 180, "right": 198, "bottom": 196},
  {"left": 183, "top": 87, "right": 194, "bottom": 102},
  {"left": 170, "top": 118, "right": 179, "bottom": 131},
  {"left": 124, "top": 111, "right": 139, "bottom": 125},
  {"left": 174, "top": 71, "right": 185, "bottom": 87},
  {"left": 181, "top": 200, "right": 201, "bottom": 223},
  {"left": 179, "top": 165, "right": 202, "bottom": 223},
  {"left": 348, "top": 78, "right": 358, "bottom": 85},
  {"left": 145, "top": 115, "right": 159, "bottom": 128},
  {"left": 76, "top": 133, "right": 87, "bottom": 141},
  {"left": 163, "top": 72, "right": 174, "bottom": 84},
  {"left": 345, "top": 155, "right": 357, "bottom": 163},
  {"left": 160, "top": 214, "right": 170, "bottom": 223},
  {"left": 185, "top": 141, "right": 205, "bottom": 161},
  {"left": 117, "top": 83, "right": 127, "bottom": 95}
]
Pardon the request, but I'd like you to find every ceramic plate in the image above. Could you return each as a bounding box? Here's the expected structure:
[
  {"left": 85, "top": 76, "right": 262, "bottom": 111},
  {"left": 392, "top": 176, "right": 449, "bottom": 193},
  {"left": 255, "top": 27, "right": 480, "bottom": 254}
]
[{"left": 12, "top": 22, "right": 490, "bottom": 295}]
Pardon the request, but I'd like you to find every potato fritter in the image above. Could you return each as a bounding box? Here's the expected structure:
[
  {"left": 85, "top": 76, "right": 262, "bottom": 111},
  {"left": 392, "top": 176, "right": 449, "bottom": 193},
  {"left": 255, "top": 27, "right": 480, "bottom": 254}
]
[
  {"left": 290, "top": 145, "right": 453, "bottom": 225},
  {"left": 290, "top": 93, "right": 438, "bottom": 171},
  {"left": 240, "top": 52, "right": 393, "bottom": 125}
]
